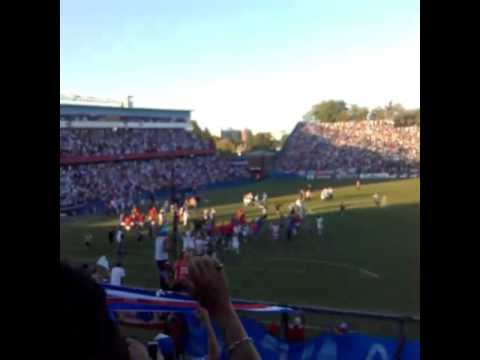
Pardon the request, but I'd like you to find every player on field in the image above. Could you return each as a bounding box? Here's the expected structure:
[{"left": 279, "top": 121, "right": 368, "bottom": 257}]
[
  {"left": 154, "top": 227, "right": 170, "bottom": 289},
  {"left": 114, "top": 226, "right": 125, "bottom": 257},
  {"left": 158, "top": 208, "right": 165, "bottom": 226},
  {"left": 316, "top": 216, "right": 324, "bottom": 237},
  {"left": 182, "top": 206, "right": 189, "bottom": 227},
  {"left": 120, "top": 213, "right": 133, "bottom": 231},
  {"left": 147, "top": 206, "right": 158, "bottom": 226},
  {"left": 271, "top": 222, "right": 280, "bottom": 240},
  {"left": 232, "top": 230, "right": 240, "bottom": 255}
]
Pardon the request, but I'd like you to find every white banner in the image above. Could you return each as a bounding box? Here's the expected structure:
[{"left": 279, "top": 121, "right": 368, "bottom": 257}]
[
  {"left": 60, "top": 120, "right": 187, "bottom": 129},
  {"left": 360, "top": 173, "right": 390, "bottom": 179}
]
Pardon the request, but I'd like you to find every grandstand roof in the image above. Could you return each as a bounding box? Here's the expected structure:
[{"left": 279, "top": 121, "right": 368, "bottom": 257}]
[{"left": 60, "top": 103, "right": 192, "bottom": 118}]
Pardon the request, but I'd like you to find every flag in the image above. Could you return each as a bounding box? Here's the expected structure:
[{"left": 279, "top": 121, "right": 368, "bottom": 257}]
[{"left": 97, "top": 255, "right": 109, "bottom": 270}]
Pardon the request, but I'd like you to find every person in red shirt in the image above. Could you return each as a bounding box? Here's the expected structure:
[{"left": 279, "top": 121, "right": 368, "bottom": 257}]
[
  {"left": 287, "top": 316, "right": 305, "bottom": 342},
  {"left": 137, "top": 213, "right": 145, "bottom": 227},
  {"left": 224, "top": 223, "right": 234, "bottom": 237},
  {"left": 147, "top": 206, "right": 158, "bottom": 226},
  {"left": 131, "top": 206, "right": 140, "bottom": 218},
  {"left": 239, "top": 213, "right": 246, "bottom": 225},
  {"left": 174, "top": 251, "right": 190, "bottom": 286},
  {"left": 121, "top": 214, "right": 133, "bottom": 231},
  {"left": 267, "top": 321, "right": 281, "bottom": 338}
]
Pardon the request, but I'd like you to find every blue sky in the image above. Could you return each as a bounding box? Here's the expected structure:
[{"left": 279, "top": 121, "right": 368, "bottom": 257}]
[{"left": 60, "top": 0, "right": 420, "bottom": 135}]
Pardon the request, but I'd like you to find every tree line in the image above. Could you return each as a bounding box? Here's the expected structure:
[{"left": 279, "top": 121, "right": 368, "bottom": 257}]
[
  {"left": 190, "top": 121, "right": 288, "bottom": 155},
  {"left": 304, "top": 100, "right": 420, "bottom": 127}
]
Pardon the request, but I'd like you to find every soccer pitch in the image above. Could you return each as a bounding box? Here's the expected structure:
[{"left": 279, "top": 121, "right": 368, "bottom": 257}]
[{"left": 60, "top": 178, "right": 419, "bottom": 337}]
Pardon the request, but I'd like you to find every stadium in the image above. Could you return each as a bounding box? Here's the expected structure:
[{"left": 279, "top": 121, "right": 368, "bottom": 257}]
[
  {"left": 60, "top": 2, "right": 420, "bottom": 359},
  {"left": 60, "top": 96, "right": 420, "bottom": 359}
]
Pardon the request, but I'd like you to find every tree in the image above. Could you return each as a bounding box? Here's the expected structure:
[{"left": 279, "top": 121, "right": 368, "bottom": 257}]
[
  {"left": 349, "top": 105, "right": 369, "bottom": 121},
  {"left": 190, "top": 120, "right": 213, "bottom": 142},
  {"left": 190, "top": 120, "right": 204, "bottom": 138},
  {"left": 311, "top": 100, "right": 348, "bottom": 123},
  {"left": 414, "top": 109, "right": 420, "bottom": 126},
  {"left": 249, "top": 132, "right": 278, "bottom": 151},
  {"left": 214, "top": 137, "right": 237, "bottom": 155},
  {"left": 278, "top": 133, "right": 289, "bottom": 149}
]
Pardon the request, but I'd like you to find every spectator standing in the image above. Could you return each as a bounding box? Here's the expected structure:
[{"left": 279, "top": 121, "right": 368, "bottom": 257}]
[
  {"left": 110, "top": 261, "right": 126, "bottom": 286},
  {"left": 154, "top": 227, "right": 170, "bottom": 289},
  {"left": 115, "top": 227, "right": 125, "bottom": 257},
  {"left": 287, "top": 316, "right": 306, "bottom": 342}
]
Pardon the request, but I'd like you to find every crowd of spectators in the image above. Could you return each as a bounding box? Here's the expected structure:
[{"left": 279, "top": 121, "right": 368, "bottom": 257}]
[
  {"left": 60, "top": 155, "right": 250, "bottom": 207},
  {"left": 277, "top": 120, "right": 420, "bottom": 174},
  {"left": 60, "top": 128, "right": 213, "bottom": 157}
]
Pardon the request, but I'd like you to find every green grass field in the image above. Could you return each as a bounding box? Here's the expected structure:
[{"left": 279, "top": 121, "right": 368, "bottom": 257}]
[{"left": 60, "top": 178, "right": 419, "bottom": 339}]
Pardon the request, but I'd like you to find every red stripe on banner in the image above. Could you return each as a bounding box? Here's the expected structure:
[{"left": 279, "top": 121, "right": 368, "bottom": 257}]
[{"left": 107, "top": 296, "right": 197, "bottom": 308}]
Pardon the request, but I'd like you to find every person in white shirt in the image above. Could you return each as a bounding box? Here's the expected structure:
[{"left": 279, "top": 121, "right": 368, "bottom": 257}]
[
  {"left": 305, "top": 189, "right": 312, "bottom": 200},
  {"left": 183, "top": 231, "right": 195, "bottom": 252},
  {"left": 110, "top": 262, "right": 126, "bottom": 286},
  {"left": 243, "top": 193, "right": 253, "bottom": 207},
  {"left": 233, "top": 225, "right": 241, "bottom": 237},
  {"left": 260, "top": 205, "right": 267, "bottom": 216},
  {"left": 295, "top": 198, "right": 302, "bottom": 208},
  {"left": 158, "top": 209, "right": 165, "bottom": 226},
  {"left": 316, "top": 217, "right": 324, "bottom": 237},
  {"left": 115, "top": 227, "right": 124, "bottom": 257},
  {"left": 194, "top": 235, "right": 206, "bottom": 256},
  {"left": 271, "top": 223, "right": 280, "bottom": 240},
  {"left": 242, "top": 225, "right": 249, "bottom": 243},
  {"left": 209, "top": 208, "right": 216, "bottom": 222},
  {"left": 381, "top": 195, "right": 387, "bottom": 207},
  {"left": 232, "top": 234, "right": 240, "bottom": 255},
  {"left": 262, "top": 192, "right": 268, "bottom": 205},
  {"left": 154, "top": 229, "right": 170, "bottom": 289},
  {"left": 182, "top": 207, "right": 189, "bottom": 227},
  {"left": 320, "top": 189, "right": 326, "bottom": 200}
]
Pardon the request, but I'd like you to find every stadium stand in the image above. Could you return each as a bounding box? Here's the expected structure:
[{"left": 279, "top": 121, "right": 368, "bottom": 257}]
[
  {"left": 60, "top": 156, "right": 250, "bottom": 208},
  {"left": 276, "top": 120, "right": 420, "bottom": 176},
  {"left": 60, "top": 128, "right": 213, "bottom": 157},
  {"left": 59, "top": 104, "right": 250, "bottom": 213}
]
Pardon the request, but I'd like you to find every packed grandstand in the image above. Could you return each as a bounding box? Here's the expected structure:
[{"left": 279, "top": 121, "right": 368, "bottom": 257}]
[
  {"left": 276, "top": 120, "right": 420, "bottom": 177},
  {"left": 59, "top": 104, "right": 251, "bottom": 212},
  {"left": 60, "top": 103, "right": 420, "bottom": 213}
]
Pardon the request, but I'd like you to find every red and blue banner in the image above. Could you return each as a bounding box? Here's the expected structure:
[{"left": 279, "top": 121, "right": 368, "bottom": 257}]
[
  {"left": 102, "top": 284, "right": 293, "bottom": 314},
  {"left": 102, "top": 284, "right": 420, "bottom": 359}
]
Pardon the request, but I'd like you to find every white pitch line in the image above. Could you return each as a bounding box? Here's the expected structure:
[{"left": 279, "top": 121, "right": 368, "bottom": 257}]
[
  {"left": 247, "top": 266, "right": 306, "bottom": 275},
  {"left": 269, "top": 258, "right": 380, "bottom": 279}
]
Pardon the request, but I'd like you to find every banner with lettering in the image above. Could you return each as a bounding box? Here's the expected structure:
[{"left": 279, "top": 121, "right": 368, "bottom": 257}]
[{"left": 183, "top": 315, "right": 420, "bottom": 360}]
